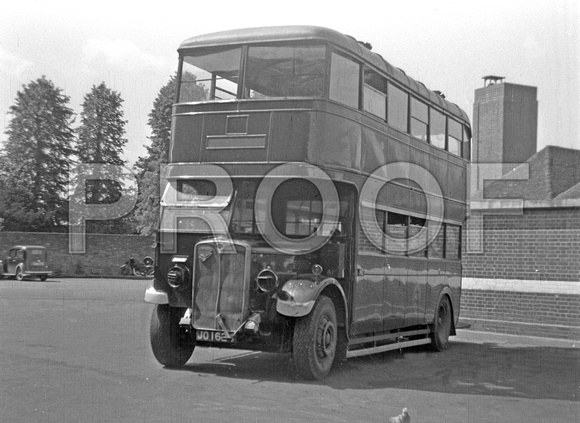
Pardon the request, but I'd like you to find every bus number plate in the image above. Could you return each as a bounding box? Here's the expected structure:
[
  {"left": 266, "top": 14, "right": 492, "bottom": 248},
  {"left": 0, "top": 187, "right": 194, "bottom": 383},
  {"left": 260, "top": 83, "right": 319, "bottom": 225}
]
[{"left": 196, "top": 330, "right": 232, "bottom": 343}]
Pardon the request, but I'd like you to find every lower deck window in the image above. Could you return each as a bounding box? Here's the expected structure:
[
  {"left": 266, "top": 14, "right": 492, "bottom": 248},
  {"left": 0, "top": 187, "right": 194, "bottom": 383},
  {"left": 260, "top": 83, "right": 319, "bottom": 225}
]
[{"left": 371, "top": 210, "right": 461, "bottom": 259}]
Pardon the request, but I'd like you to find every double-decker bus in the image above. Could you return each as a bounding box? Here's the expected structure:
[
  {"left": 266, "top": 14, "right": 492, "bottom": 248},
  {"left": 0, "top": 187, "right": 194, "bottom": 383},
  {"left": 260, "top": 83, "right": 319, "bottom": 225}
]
[{"left": 145, "top": 26, "right": 471, "bottom": 380}]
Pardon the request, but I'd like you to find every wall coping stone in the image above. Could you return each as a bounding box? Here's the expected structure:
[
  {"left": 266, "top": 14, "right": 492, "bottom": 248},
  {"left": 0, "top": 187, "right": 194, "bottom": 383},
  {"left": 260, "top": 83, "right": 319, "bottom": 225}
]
[
  {"left": 463, "top": 277, "right": 580, "bottom": 295},
  {"left": 470, "top": 198, "right": 580, "bottom": 210}
]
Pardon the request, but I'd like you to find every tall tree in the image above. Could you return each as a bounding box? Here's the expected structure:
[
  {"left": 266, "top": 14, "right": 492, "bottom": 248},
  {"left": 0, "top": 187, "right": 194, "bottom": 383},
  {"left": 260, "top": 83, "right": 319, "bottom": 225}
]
[
  {"left": 132, "top": 76, "right": 176, "bottom": 235},
  {"left": 76, "top": 82, "right": 132, "bottom": 233},
  {"left": 0, "top": 76, "right": 75, "bottom": 231},
  {"left": 133, "top": 74, "right": 207, "bottom": 235},
  {"left": 77, "top": 82, "right": 127, "bottom": 166}
]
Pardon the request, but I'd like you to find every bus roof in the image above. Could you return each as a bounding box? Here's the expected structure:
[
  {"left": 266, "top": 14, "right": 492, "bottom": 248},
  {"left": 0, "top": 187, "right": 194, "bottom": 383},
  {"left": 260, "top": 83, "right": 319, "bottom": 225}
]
[{"left": 179, "top": 26, "right": 469, "bottom": 123}]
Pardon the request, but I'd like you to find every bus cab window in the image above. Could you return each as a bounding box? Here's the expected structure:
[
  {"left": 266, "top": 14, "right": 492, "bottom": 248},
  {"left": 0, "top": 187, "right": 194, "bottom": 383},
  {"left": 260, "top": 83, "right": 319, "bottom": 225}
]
[{"left": 271, "top": 179, "right": 323, "bottom": 238}]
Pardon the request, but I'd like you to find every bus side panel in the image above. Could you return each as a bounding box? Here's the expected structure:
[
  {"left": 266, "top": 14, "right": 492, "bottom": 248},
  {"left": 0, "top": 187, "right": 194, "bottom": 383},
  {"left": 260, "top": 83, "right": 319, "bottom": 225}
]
[
  {"left": 309, "top": 111, "right": 362, "bottom": 172},
  {"left": 269, "top": 111, "right": 310, "bottom": 162},
  {"left": 203, "top": 112, "right": 269, "bottom": 163},
  {"left": 404, "top": 258, "right": 428, "bottom": 327},
  {"left": 309, "top": 108, "right": 468, "bottom": 224},
  {"left": 171, "top": 113, "right": 203, "bottom": 163},
  {"left": 351, "top": 254, "right": 384, "bottom": 335},
  {"left": 383, "top": 257, "right": 407, "bottom": 331}
]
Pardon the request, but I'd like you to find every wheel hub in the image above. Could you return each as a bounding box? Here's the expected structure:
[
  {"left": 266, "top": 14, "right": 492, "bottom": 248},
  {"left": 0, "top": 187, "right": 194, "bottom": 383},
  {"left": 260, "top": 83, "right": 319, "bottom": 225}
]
[{"left": 317, "top": 318, "right": 335, "bottom": 358}]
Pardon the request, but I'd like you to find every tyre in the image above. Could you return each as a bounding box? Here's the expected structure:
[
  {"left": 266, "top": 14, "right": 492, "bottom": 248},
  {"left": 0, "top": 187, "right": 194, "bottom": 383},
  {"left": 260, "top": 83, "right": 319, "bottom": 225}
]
[
  {"left": 39, "top": 275, "right": 48, "bottom": 281},
  {"left": 293, "top": 295, "right": 338, "bottom": 380},
  {"left": 431, "top": 295, "right": 452, "bottom": 351},
  {"left": 15, "top": 267, "right": 24, "bottom": 281},
  {"left": 150, "top": 304, "right": 195, "bottom": 367}
]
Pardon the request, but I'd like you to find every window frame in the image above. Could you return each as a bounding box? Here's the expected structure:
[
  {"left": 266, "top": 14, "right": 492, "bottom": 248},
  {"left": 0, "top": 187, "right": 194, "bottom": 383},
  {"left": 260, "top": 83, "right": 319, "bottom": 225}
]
[
  {"left": 362, "top": 66, "right": 388, "bottom": 119},
  {"left": 387, "top": 82, "right": 409, "bottom": 133},
  {"left": 243, "top": 42, "right": 327, "bottom": 100},
  {"left": 176, "top": 42, "right": 470, "bottom": 160},
  {"left": 447, "top": 118, "right": 463, "bottom": 157},
  {"left": 410, "top": 96, "right": 429, "bottom": 141},
  {"left": 328, "top": 50, "right": 361, "bottom": 109},
  {"left": 177, "top": 46, "right": 243, "bottom": 103},
  {"left": 371, "top": 210, "right": 462, "bottom": 260}
]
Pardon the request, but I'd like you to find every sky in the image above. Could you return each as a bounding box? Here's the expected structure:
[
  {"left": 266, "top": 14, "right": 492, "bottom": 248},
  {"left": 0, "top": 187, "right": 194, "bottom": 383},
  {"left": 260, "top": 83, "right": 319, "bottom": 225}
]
[{"left": 1, "top": 0, "right": 578, "bottom": 165}]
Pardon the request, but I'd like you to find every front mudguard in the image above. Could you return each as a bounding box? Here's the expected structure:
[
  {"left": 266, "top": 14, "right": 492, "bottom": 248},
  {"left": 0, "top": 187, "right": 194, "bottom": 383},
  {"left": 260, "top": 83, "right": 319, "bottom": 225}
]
[
  {"left": 145, "top": 286, "right": 169, "bottom": 304},
  {"left": 276, "top": 276, "right": 346, "bottom": 318}
]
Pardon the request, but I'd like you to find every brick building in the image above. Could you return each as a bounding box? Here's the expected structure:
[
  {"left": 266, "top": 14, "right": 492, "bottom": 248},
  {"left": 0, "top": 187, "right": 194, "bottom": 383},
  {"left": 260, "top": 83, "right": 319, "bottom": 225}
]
[
  {"left": 462, "top": 77, "right": 580, "bottom": 340},
  {"left": 472, "top": 76, "right": 538, "bottom": 187},
  {"left": 463, "top": 98, "right": 580, "bottom": 340}
]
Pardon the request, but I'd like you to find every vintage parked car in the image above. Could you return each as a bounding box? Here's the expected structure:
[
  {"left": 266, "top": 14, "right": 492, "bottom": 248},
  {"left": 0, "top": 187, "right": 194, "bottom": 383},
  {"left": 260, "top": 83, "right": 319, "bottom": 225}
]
[{"left": 0, "top": 245, "right": 52, "bottom": 281}]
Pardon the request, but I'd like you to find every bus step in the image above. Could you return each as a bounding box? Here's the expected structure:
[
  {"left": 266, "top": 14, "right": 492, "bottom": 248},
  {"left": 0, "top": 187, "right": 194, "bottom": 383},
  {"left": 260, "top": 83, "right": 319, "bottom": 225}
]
[{"left": 346, "top": 337, "right": 431, "bottom": 359}]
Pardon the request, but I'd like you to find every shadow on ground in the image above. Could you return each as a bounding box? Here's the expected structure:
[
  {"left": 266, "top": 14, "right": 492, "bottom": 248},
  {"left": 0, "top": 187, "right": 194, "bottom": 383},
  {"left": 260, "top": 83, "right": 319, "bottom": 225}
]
[{"left": 180, "top": 340, "right": 579, "bottom": 401}]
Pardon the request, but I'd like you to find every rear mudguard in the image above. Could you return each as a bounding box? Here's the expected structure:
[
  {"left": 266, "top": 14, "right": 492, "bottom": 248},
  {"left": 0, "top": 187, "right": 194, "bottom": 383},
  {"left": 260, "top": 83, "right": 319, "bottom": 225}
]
[
  {"left": 276, "top": 276, "right": 347, "bottom": 318},
  {"left": 432, "top": 286, "right": 458, "bottom": 336}
]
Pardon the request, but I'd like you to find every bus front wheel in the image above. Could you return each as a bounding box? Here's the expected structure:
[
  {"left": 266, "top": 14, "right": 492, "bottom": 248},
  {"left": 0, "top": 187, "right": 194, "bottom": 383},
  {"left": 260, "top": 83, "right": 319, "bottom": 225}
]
[
  {"left": 293, "top": 295, "right": 337, "bottom": 380},
  {"left": 150, "top": 304, "right": 195, "bottom": 367},
  {"left": 431, "top": 295, "right": 452, "bottom": 351}
]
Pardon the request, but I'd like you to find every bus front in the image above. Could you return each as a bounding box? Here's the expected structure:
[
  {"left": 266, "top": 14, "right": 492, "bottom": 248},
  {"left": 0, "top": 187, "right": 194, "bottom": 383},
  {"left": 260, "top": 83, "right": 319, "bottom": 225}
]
[{"left": 145, "top": 27, "right": 350, "bottom": 380}]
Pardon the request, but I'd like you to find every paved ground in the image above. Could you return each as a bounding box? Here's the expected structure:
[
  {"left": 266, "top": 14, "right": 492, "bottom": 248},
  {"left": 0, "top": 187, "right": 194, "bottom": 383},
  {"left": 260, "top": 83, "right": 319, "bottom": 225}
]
[{"left": 0, "top": 278, "right": 578, "bottom": 422}]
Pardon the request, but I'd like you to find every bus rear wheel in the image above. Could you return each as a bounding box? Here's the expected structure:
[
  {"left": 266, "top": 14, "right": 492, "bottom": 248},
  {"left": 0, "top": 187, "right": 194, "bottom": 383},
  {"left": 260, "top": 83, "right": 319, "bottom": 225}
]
[
  {"left": 431, "top": 295, "right": 452, "bottom": 351},
  {"left": 293, "top": 295, "right": 337, "bottom": 380},
  {"left": 150, "top": 304, "right": 195, "bottom": 367}
]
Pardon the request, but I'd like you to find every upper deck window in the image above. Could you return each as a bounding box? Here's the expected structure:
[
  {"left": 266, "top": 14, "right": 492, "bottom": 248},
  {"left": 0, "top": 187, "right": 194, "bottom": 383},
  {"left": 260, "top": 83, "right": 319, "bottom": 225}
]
[
  {"left": 329, "top": 52, "right": 360, "bottom": 108},
  {"left": 179, "top": 47, "right": 241, "bottom": 102},
  {"left": 448, "top": 118, "right": 463, "bottom": 156},
  {"left": 387, "top": 83, "right": 409, "bottom": 133},
  {"left": 429, "top": 108, "right": 446, "bottom": 149},
  {"left": 245, "top": 45, "right": 326, "bottom": 99},
  {"left": 363, "top": 68, "right": 387, "bottom": 119},
  {"left": 410, "top": 97, "right": 428, "bottom": 141}
]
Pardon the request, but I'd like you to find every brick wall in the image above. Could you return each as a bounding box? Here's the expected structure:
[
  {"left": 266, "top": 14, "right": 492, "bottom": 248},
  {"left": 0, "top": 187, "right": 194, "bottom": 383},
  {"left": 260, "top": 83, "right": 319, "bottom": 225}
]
[
  {"left": 0, "top": 232, "right": 154, "bottom": 277},
  {"left": 464, "top": 207, "right": 580, "bottom": 281},
  {"left": 460, "top": 279, "right": 580, "bottom": 340},
  {"left": 461, "top": 205, "right": 580, "bottom": 340}
]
